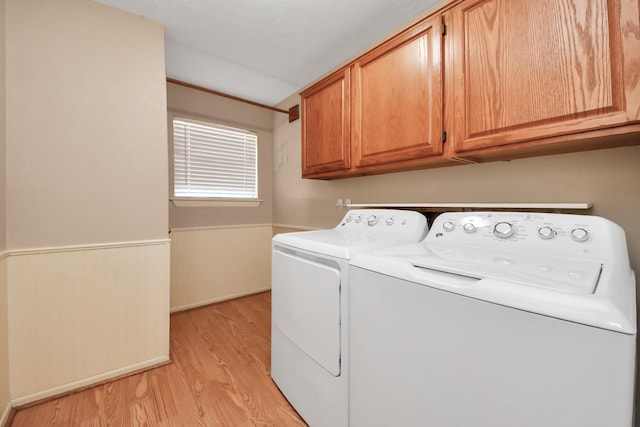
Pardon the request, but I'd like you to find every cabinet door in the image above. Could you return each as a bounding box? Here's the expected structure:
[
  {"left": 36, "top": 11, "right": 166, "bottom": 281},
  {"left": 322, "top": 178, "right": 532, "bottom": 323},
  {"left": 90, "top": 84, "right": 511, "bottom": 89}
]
[
  {"left": 451, "top": 0, "right": 640, "bottom": 153},
  {"left": 352, "top": 16, "right": 443, "bottom": 168},
  {"left": 301, "top": 68, "right": 350, "bottom": 177}
]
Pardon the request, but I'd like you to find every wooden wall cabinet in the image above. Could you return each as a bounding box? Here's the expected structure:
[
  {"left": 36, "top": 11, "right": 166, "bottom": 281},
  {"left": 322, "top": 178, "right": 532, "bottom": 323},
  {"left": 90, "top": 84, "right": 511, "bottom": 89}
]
[
  {"left": 301, "top": 68, "right": 351, "bottom": 177},
  {"left": 300, "top": 0, "right": 640, "bottom": 179},
  {"left": 301, "top": 15, "right": 452, "bottom": 179},
  {"left": 351, "top": 15, "right": 444, "bottom": 170},
  {"left": 449, "top": 0, "right": 640, "bottom": 159}
]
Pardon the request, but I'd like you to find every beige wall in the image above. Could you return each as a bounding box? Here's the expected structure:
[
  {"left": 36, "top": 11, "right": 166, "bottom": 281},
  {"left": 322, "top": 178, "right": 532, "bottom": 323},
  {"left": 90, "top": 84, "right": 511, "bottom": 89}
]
[
  {"left": 3, "top": 0, "right": 170, "bottom": 406},
  {"left": 0, "top": 0, "right": 5, "bottom": 252},
  {"left": 167, "top": 82, "right": 274, "bottom": 229},
  {"left": 6, "top": 0, "right": 168, "bottom": 249},
  {"left": 274, "top": 93, "right": 640, "bottom": 288}
]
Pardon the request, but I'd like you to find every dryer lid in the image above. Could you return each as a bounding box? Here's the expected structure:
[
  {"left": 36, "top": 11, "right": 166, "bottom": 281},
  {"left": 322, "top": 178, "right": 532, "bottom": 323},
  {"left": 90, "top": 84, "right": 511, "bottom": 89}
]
[{"left": 273, "top": 229, "right": 389, "bottom": 259}]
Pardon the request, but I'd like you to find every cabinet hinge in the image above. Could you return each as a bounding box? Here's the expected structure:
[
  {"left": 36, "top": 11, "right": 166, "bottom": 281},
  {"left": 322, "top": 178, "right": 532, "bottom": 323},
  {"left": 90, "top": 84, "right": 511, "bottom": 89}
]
[{"left": 442, "top": 131, "right": 447, "bottom": 143}]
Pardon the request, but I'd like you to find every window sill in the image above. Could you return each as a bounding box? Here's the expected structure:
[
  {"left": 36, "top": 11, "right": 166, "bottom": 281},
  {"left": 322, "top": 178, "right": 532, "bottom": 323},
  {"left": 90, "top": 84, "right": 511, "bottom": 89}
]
[{"left": 171, "top": 198, "right": 262, "bottom": 208}]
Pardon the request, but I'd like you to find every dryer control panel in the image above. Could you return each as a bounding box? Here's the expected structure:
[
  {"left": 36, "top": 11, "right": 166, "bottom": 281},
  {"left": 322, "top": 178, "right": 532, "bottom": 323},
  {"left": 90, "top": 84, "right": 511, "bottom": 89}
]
[
  {"left": 426, "top": 211, "right": 628, "bottom": 265},
  {"left": 337, "top": 209, "right": 428, "bottom": 241}
]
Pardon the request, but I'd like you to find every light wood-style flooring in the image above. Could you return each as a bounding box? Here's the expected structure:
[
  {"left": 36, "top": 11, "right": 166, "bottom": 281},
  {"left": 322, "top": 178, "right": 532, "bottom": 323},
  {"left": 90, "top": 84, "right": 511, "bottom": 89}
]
[{"left": 11, "top": 291, "right": 308, "bottom": 426}]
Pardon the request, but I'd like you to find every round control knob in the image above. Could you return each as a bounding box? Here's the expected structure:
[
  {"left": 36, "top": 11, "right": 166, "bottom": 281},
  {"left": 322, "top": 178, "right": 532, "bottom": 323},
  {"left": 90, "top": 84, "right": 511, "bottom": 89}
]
[
  {"left": 385, "top": 217, "right": 395, "bottom": 226},
  {"left": 345, "top": 215, "right": 352, "bottom": 222},
  {"left": 442, "top": 221, "right": 455, "bottom": 232},
  {"left": 537, "top": 226, "right": 555, "bottom": 240},
  {"left": 367, "top": 215, "right": 378, "bottom": 226},
  {"left": 463, "top": 223, "right": 476, "bottom": 233},
  {"left": 570, "top": 228, "right": 589, "bottom": 242},
  {"left": 493, "top": 222, "right": 516, "bottom": 239},
  {"left": 354, "top": 215, "right": 363, "bottom": 223}
]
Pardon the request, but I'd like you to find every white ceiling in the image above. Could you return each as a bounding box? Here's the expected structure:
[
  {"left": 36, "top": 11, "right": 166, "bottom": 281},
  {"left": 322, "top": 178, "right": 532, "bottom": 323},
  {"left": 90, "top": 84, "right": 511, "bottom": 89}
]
[{"left": 95, "top": 0, "right": 441, "bottom": 106}]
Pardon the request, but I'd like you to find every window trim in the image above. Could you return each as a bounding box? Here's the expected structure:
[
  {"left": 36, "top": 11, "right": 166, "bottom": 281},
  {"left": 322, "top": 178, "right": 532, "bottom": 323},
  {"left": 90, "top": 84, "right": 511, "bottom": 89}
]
[{"left": 170, "top": 197, "right": 262, "bottom": 208}]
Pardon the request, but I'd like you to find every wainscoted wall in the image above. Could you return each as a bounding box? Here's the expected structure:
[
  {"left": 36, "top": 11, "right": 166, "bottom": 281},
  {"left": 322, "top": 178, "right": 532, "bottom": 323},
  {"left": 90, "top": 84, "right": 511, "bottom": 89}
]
[
  {"left": 6, "top": 241, "right": 170, "bottom": 405},
  {"left": 167, "top": 83, "right": 276, "bottom": 313},
  {"left": 0, "top": 254, "right": 10, "bottom": 426},
  {"left": 170, "top": 225, "right": 272, "bottom": 312},
  {"left": 2, "top": 0, "right": 170, "bottom": 410}
]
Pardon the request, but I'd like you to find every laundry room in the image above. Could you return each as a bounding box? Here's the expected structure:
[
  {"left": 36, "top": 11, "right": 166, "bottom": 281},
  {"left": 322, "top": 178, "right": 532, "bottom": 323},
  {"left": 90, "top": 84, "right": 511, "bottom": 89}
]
[{"left": 1, "top": 0, "right": 640, "bottom": 426}]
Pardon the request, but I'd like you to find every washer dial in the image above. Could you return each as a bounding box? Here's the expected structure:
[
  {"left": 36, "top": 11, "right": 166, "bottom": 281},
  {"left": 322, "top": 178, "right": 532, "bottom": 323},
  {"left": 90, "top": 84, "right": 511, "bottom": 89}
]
[
  {"left": 538, "top": 226, "right": 555, "bottom": 240},
  {"left": 494, "top": 222, "right": 516, "bottom": 239},
  {"left": 571, "top": 228, "right": 589, "bottom": 242}
]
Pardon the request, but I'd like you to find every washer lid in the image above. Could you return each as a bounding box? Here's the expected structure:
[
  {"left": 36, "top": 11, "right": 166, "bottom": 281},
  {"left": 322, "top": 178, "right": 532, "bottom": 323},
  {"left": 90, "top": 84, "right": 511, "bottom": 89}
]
[
  {"left": 351, "top": 243, "right": 636, "bottom": 334},
  {"left": 406, "top": 244, "right": 602, "bottom": 295}
]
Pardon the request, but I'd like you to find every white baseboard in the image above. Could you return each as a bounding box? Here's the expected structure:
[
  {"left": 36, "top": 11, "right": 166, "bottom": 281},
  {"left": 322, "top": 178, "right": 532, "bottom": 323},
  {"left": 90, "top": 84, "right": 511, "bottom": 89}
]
[
  {"left": 170, "top": 286, "right": 271, "bottom": 313},
  {"left": 11, "top": 355, "right": 169, "bottom": 407},
  {"left": 0, "top": 401, "right": 11, "bottom": 427}
]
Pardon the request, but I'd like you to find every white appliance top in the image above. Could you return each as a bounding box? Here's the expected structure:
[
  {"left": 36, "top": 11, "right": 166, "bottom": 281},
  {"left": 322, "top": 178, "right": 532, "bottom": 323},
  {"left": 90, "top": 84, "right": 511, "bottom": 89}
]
[
  {"left": 351, "top": 211, "right": 636, "bottom": 334},
  {"left": 272, "top": 209, "right": 428, "bottom": 260}
]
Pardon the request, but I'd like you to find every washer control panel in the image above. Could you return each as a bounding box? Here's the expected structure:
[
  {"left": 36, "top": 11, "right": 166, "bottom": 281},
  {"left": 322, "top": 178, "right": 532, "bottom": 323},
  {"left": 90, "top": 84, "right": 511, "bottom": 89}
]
[{"left": 425, "top": 211, "right": 627, "bottom": 262}]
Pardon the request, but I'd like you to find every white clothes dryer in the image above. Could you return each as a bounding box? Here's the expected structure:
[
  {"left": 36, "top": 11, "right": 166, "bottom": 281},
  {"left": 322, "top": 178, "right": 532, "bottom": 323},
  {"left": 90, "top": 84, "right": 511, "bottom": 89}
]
[
  {"left": 271, "top": 209, "right": 427, "bottom": 427},
  {"left": 349, "top": 211, "right": 637, "bottom": 427}
]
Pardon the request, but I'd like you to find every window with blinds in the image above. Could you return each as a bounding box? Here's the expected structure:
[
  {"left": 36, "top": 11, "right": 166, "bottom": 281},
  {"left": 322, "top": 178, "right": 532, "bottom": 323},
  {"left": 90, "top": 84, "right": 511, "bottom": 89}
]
[{"left": 173, "top": 118, "right": 258, "bottom": 199}]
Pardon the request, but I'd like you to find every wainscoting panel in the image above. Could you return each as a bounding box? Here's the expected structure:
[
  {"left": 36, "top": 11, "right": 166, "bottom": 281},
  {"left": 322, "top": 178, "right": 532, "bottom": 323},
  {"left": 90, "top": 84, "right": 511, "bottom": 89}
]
[
  {"left": 6, "top": 241, "right": 170, "bottom": 404},
  {"left": 271, "top": 224, "right": 315, "bottom": 237},
  {"left": 0, "top": 253, "right": 10, "bottom": 426},
  {"left": 170, "top": 225, "right": 272, "bottom": 312}
]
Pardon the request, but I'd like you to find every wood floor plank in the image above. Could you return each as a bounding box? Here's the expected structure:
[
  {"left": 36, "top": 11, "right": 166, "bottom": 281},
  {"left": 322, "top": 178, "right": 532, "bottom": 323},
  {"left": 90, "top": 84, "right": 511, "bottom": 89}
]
[{"left": 10, "top": 291, "right": 307, "bottom": 426}]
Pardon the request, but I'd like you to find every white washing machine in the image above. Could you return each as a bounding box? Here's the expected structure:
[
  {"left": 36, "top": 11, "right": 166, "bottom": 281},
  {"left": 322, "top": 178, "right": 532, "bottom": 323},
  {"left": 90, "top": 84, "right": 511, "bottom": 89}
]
[
  {"left": 271, "top": 209, "right": 428, "bottom": 427},
  {"left": 349, "top": 211, "right": 637, "bottom": 427}
]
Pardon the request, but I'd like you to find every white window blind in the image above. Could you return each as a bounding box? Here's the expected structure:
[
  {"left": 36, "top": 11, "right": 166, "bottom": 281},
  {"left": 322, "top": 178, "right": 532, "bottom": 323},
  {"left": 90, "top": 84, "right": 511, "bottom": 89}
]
[{"left": 173, "top": 118, "right": 258, "bottom": 199}]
